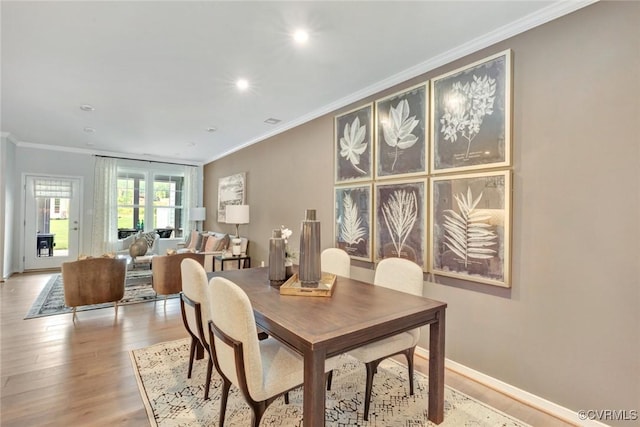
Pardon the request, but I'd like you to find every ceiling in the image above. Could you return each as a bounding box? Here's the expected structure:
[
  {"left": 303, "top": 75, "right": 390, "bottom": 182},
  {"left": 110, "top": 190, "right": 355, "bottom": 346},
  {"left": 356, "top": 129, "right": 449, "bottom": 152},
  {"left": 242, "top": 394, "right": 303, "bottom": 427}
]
[{"left": 1, "top": 1, "right": 592, "bottom": 166}]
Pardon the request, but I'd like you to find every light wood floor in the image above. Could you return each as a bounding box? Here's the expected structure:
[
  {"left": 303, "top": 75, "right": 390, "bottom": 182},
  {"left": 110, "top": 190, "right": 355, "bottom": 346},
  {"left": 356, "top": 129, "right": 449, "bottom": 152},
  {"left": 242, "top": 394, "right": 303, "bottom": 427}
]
[{"left": 1, "top": 271, "right": 575, "bottom": 427}]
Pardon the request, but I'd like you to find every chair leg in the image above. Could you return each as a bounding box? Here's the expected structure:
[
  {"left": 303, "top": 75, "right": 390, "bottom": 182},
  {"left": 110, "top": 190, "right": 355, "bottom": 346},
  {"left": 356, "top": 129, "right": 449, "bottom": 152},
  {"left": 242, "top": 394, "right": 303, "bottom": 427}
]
[
  {"left": 363, "top": 360, "right": 380, "bottom": 421},
  {"left": 252, "top": 402, "right": 267, "bottom": 427},
  {"left": 219, "top": 378, "right": 231, "bottom": 427},
  {"left": 284, "top": 392, "right": 289, "bottom": 404},
  {"left": 187, "top": 337, "right": 198, "bottom": 379},
  {"left": 326, "top": 370, "right": 333, "bottom": 391},
  {"left": 204, "top": 357, "right": 213, "bottom": 400},
  {"left": 114, "top": 301, "right": 119, "bottom": 317},
  {"left": 72, "top": 306, "right": 77, "bottom": 320},
  {"left": 404, "top": 347, "right": 416, "bottom": 395}
]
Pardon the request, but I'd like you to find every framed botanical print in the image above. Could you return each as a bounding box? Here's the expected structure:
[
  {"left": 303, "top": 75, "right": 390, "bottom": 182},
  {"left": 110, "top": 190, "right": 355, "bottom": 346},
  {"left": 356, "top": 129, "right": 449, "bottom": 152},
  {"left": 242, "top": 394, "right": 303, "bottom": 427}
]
[
  {"left": 335, "top": 103, "right": 374, "bottom": 184},
  {"left": 374, "top": 179, "right": 427, "bottom": 271},
  {"left": 334, "top": 184, "right": 372, "bottom": 261},
  {"left": 430, "top": 170, "right": 512, "bottom": 287},
  {"left": 217, "top": 172, "right": 246, "bottom": 223},
  {"left": 375, "top": 82, "right": 428, "bottom": 180},
  {"left": 431, "top": 50, "right": 512, "bottom": 174}
]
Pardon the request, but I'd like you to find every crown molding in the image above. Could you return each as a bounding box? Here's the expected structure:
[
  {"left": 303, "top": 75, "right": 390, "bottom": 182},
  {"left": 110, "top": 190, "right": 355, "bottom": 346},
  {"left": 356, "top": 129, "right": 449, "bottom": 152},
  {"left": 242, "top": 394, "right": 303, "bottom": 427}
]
[
  {"left": 205, "top": 0, "right": 598, "bottom": 164},
  {"left": 14, "top": 141, "right": 203, "bottom": 167}
]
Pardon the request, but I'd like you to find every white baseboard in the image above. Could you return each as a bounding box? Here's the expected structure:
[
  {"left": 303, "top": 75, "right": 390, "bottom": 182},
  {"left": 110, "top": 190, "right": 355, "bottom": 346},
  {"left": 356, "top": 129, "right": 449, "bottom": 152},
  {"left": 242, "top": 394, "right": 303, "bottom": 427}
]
[{"left": 414, "top": 347, "right": 609, "bottom": 427}]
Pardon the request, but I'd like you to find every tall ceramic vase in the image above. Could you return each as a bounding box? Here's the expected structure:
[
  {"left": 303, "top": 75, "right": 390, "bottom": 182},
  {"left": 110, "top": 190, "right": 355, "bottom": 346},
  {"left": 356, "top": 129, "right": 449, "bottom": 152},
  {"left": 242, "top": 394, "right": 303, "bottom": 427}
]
[
  {"left": 298, "top": 209, "right": 321, "bottom": 285},
  {"left": 268, "top": 229, "right": 286, "bottom": 287}
]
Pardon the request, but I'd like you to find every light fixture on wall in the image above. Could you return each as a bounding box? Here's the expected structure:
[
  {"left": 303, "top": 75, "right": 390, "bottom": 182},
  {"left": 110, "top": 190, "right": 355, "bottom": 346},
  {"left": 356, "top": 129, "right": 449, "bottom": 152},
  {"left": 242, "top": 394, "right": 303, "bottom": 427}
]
[
  {"left": 190, "top": 207, "right": 206, "bottom": 231},
  {"left": 225, "top": 205, "right": 250, "bottom": 255}
]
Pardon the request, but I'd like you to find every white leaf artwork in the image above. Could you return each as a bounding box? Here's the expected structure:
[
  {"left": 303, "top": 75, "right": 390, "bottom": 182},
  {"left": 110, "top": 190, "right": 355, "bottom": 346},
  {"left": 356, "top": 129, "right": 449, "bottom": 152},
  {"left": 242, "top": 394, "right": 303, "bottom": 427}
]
[
  {"left": 442, "top": 187, "right": 497, "bottom": 267},
  {"left": 382, "top": 189, "right": 417, "bottom": 258},
  {"left": 339, "top": 116, "right": 368, "bottom": 175},
  {"left": 339, "top": 192, "right": 367, "bottom": 246},
  {"left": 382, "top": 99, "right": 420, "bottom": 171},
  {"left": 440, "top": 74, "right": 496, "bottom": 159}
]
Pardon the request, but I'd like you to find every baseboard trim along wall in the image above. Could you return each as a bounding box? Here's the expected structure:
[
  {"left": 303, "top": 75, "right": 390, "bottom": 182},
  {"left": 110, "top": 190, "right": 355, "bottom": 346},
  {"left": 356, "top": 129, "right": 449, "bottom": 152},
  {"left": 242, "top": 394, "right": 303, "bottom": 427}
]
[{"left": 414, "top": 347, "right": 609, "bottom": 427}]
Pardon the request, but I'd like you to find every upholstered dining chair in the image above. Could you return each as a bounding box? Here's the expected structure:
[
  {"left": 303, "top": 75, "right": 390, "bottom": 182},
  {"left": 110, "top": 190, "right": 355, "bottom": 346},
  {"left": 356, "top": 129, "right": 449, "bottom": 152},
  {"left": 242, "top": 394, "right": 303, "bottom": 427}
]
[
  {"left": 179, "top": 258, "right": 213, "bottom": 398},
  {"left": 321, "top": 247, "right": 351, "bottom": 278},
  {"left": 207, "top": 276, "right": 339, "bottom": 427},
  {"left": 348, "top": 257, "right": 424, "bottom": 420}
]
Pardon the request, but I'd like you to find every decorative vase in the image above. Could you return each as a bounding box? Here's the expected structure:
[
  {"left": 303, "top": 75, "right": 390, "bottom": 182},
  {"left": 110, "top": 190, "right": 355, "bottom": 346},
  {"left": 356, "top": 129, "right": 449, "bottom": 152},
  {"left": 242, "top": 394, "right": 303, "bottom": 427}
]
[
  {"left": 298, "top": 209, "right": 321, "bottom": 286},
  {"left": 268, "top": 229, "right": 286, "bottom": 287}
]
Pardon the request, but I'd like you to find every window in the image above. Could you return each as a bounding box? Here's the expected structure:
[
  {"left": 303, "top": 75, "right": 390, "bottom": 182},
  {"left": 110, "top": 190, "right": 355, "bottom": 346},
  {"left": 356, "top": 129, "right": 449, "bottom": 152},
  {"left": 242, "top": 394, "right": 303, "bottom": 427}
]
[{"left": 117, "top": 168, "right": 185, "bottom": 238}]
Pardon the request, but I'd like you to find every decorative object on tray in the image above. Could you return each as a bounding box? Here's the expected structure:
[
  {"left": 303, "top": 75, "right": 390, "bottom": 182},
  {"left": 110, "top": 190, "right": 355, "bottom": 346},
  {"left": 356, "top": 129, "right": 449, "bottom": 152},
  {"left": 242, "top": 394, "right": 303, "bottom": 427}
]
[
  {"left": 279, "top": 273, "right": 337, "bottom": 297},
  {"left": 375, "top": 82, "right": 428, "bottom": 180},
  {"left": 430, "top": 170, "right": 512, "bottom": 287},
  {"left": 335, "top": 103, "right": 374, "bottom": 184},
  {"left": 298, "top": 209, "right": 321, "bottom": 285},
  {"left": 280, "top": 225, "right": 296, "bottom": 280},
  {"left": 431, "top": 49, "right": 512, "bottom": 173},
  {"left": 268, "top": 229, "right": 286, "bottom": 287},
  {"left": 334, "top": 184, "right": 372, "bottom": 261}
]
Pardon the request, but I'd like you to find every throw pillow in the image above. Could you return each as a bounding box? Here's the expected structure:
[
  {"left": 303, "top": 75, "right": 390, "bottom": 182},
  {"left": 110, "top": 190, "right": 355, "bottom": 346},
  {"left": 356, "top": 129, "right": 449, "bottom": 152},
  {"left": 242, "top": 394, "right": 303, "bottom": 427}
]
[
  {"left": 199, "top": 234, "right": 210, "bottom": 252},
  {"left": 186, "top": 230, "right": 200, "bottom": 250},
  {"left": 166, "top": 248, "right": 177, "bottom": 255},
  {"left": 140, "top": 232, "right": 157, "bottom": 249},
  {"left": 204, "top": 235, "right": 220, "bottom": 252},
  {"left": 214, "top": 234, "right": 230, "bottom": 252},
  {"left": 78, "top": 254, "right": 92, "bottom": 260}
]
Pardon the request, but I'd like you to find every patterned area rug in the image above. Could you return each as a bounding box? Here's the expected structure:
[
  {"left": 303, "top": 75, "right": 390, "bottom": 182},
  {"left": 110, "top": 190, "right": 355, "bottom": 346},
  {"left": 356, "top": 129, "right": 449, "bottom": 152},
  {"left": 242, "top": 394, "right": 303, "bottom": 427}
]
[
  {"left": 130, "top": 338, "right": 530, "bottom": 427},
  {"left": 24, "top": 270, "right": 176, "bottom": 319}
]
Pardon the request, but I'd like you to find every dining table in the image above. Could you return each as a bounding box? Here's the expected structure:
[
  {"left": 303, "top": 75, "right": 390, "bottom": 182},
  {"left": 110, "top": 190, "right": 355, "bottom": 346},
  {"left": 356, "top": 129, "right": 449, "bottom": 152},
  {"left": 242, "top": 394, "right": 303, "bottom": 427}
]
[{"left": 207, "top": 266, "right": 447, "bottom": 426}]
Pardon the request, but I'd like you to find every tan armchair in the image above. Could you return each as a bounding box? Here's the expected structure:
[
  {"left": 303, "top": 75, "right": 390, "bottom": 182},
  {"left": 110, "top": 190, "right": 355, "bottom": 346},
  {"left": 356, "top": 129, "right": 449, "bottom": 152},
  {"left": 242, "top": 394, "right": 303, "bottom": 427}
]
[
  {"left": 61, "top": 257, "right": 127, "bottom": 319},
  {"left": 151, "top": 252, "right": 205, "bottom": 306}
]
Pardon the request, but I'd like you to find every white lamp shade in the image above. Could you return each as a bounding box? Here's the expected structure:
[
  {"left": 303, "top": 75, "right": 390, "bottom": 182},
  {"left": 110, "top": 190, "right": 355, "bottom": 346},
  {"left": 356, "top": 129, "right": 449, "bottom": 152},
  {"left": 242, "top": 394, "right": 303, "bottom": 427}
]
[
  {"left": 190, "top": 207, "right": 206, "bottom": 221},
  {"left": 225, "top": 204, "right": 250, "bottom": 224}
]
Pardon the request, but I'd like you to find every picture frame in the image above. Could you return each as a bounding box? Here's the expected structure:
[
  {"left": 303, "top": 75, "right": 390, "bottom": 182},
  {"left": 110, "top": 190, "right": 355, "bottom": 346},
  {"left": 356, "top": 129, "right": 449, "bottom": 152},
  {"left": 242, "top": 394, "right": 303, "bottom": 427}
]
[
  {"left": 430, "top": 170, "right": 512, "bottom": 287},
  {"left": 374, "top": 179, "right": 427, "bottom": 271},
  {"left": 375, "top": 82, "right": 428, "bottom": 180},
  {"left": 334, "top": 103, "right": 374, "bottom": 184},
  {"left": 431, "top": 50, "right": 512, "bottom": 174},
  {"left": 217, "top": 172, "right": 246, "bottom": 223},
  {"left": 334, "top": 183, "right": 372, "bottom": 261}
]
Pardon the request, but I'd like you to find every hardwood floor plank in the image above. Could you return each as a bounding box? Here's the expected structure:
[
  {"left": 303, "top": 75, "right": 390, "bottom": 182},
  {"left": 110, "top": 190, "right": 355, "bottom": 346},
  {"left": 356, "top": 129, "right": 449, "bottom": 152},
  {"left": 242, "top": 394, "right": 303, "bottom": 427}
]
[{"left": 1, "top": 272, "right": 574, "bottom": 427}]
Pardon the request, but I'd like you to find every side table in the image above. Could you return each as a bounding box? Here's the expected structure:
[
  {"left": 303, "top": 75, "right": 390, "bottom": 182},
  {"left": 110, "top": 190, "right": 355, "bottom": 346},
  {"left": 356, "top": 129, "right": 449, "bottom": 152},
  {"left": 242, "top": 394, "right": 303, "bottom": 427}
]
[{"left": 213, "top": 254, "right": 251, "bottom": 272}]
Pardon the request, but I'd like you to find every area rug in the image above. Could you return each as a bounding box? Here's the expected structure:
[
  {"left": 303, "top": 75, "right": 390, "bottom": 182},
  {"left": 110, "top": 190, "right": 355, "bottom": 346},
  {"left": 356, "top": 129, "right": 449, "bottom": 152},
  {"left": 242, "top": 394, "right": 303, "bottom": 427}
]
[
  {"left": 25, "top": 270, "right": 177, "bottom": 319},
  {"left": 130, "top": 338, "right": 530, "bottom": 427}
]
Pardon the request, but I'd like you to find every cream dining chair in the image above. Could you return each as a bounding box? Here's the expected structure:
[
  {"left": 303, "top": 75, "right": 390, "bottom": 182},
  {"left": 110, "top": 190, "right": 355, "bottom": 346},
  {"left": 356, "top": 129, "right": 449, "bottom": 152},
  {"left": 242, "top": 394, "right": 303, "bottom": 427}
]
[
  {"left": 348, "top": 257, "right": 424, "bottom": 420},
  {"left": 321, "top": 247, "right": 351, "bottom": 278},
  {"left": 179, "top": 258, "right": 214, "bottom": 399},
  {"left": 207, "top": 276, "right": 340, "bottom": 427}
]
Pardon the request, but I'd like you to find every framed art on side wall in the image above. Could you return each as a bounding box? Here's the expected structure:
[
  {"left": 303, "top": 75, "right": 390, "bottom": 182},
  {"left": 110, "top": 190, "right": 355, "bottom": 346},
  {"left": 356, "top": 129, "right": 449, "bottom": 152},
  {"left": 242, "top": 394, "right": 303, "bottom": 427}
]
[
  {"left": 374, "top": 179, "right": 427, "bottom": 271},
  {"left": 217, "top": 172, "right": 246, "bottom": 223},
  {"left": 431, "top": 50, "right": 512, "bottom": 174},
  {"left": 335, "top": 103, "right": 374, "bottom": 184},
  {"left": 334, "top": 184, "right": 372, "bottom": 261},
  {"left": 430, "top": 170, "right": 512, "bottom": 287},
  {"left": 375, "top": 82, "right": 428, "bottom": 180}
]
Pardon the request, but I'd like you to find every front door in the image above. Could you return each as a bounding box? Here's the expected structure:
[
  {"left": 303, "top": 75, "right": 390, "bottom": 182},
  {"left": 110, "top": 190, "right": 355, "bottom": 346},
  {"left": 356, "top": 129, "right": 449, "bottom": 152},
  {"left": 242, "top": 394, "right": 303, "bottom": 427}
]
[{"left": 24, "top": 175, "right": 81, "bottom": 270}]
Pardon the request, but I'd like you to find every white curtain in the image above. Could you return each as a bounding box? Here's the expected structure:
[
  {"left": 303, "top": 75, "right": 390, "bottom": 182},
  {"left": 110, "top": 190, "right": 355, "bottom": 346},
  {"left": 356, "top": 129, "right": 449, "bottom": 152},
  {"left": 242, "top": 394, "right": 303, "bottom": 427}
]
[
  {"left": 91, "top": 157, "right": 118, "bottom": 255},
  {"left": 183, "top": 165, "right": 199, "bottom": 234}
]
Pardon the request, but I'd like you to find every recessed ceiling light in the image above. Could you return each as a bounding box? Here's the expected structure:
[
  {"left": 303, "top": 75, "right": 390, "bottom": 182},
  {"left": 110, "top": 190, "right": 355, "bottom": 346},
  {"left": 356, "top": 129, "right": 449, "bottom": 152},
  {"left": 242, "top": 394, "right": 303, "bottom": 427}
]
[
  {"left": 187, "top": 142, "right": 196, "bottom": 147},
  {"left": 80, "top": 104, "right": 95, "bottom": 112},
  {"left": 206, "top": 127, "right": 217, "bottom": 133},
  {"left": 83, "top": 127, "right": 95, "bottom": 133},
  {"left": 86, "top": 142, "right": 95, "bottom": 146},
  {"left": 236, "top": 79, "right": 249, "bottom": 91},
  {"left": 293, "top": 29, "right": 309, "bottom": 44},
  {"left": 264, "top": 118, "right": 281, "bottom": 125}
]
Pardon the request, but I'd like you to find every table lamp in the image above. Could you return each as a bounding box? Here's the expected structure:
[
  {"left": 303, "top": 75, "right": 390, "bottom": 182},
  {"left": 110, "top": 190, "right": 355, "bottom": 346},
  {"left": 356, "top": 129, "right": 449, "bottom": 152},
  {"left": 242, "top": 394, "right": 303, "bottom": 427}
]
[
  {"left": 189, "top": 207, "right": 206, "bottom": 231},
  {"left": 225, "top": 204, "right": 249, "bottom": 255}
]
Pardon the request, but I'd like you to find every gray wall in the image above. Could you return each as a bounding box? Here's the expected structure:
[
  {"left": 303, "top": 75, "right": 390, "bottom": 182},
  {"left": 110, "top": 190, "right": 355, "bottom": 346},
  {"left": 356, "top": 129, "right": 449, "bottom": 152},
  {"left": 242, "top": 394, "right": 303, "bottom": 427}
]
[{"left": 203, "top": 2, "right": 639, "bottom": 420}]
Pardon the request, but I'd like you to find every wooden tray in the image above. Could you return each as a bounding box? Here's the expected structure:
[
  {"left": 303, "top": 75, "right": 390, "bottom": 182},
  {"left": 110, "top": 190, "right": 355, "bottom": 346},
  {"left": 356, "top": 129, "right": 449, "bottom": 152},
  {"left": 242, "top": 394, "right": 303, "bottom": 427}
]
[{"left": 279, "top": 273, "right": 337, "bottom": 297}]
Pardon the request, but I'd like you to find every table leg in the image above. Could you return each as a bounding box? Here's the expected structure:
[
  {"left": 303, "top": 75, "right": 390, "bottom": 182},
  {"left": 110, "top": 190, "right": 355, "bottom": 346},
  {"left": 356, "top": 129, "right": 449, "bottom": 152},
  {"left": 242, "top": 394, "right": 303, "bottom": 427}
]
[
  {"left": 303, "top": 348, "right": 326, "bottom": 427},
  {"left": 428, "top": 308, "right": 446, "bottom": 424}
]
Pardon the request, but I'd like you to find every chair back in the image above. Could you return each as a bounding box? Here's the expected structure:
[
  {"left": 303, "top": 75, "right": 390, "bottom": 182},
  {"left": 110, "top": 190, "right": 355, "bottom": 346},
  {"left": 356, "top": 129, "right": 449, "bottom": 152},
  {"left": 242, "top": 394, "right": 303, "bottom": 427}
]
[
  {"left": 321, "top": 247, "right": 351, "bottom": 278},
  {"left": 180, "top": 258, "right": 210, "bottom": 344},
  {"left": 61, "top": 257, "right": 126, "bottom": 307},
  {"left": 207, "top": 277, "right": 263, "bottom": 398},
  {"left": 152, "top": 252, "right": 205, "bottom": 295},
  {"left": 374, "top": 257, "right": 423, "bottom": 297}
]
